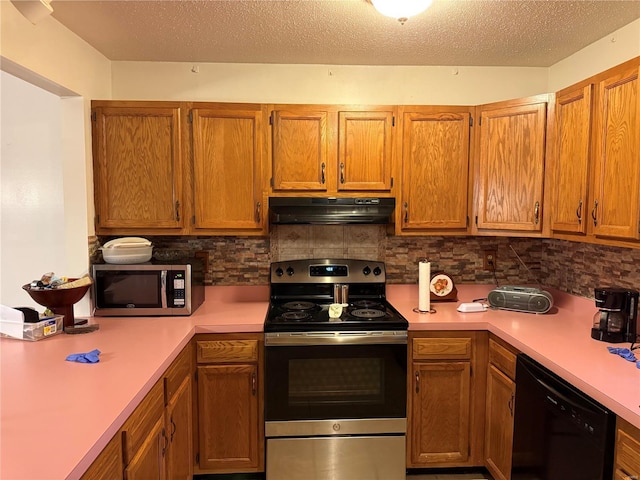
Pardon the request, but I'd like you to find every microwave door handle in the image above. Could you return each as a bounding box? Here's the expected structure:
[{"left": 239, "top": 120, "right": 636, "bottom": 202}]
[{"left": 161, "top": 270, "right": 168, "bottom": 308}]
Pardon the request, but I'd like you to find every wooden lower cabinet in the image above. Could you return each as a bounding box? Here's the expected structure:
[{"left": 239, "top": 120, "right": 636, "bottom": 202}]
[
  {"left": 125, "top": 416, "right": 166, "bottom": 480},
  {"left": 80, "top": 344, "right": 193, "bottom": 480},
  {"left": 194, "top": 334, "right": 264, "bottom": 474},
  {"left": 408, "top": 331, "right": 487, "bottom": 468},
  {"left": 164, "top": 347, "right": 193, "bottom": 480},
  {"left": 484, "top": 336, "right": 518, "bottom": 480},
  {"left": 80, "top": 432, "right": 123, "bottom": 480},
  {"left": 615, "top": 417, "right": 640, "bottom": 480}
]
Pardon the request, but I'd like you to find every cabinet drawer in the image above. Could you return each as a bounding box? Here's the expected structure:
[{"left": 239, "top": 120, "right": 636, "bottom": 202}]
[
  {"left": 412, "top": 337, "right": 472, "bottom": 360},
  {"left": 165, "top": 343, "right": 192, "bottom": 402},
  {"left": 617, "top": 427, "right": 640, "bottom": 476},
  {"left": 197, "top": 339, "right": 259, "bottom": 363},
  {"left": 122, "top": 380, "right": 164, "bottom": 465},
  {"left": 489, "top": 338, "right": 517, "bottom": 380}
]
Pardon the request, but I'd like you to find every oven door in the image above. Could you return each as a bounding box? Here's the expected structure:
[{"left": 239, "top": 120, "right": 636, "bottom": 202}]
[{"left": 265, "top": 331, "right": 407, "bottom": 422}]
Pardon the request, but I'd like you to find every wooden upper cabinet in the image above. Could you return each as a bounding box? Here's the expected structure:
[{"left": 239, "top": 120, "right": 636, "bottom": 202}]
[
  {"left": 269, "top": 105, "right": 396, "bottom": 194},
  {"left": 191, "top": 106, "right": 266, "bottom": 234},
  {"left": 271, "top": 107, "right": 329, "bottom": 191},
  {"left": 551, "top": 85, "right": 593, "bottom": 234},
  {"left": 591, "top": 64, "right": 640, "bottom": 240},
  {"left": 92, "top": 103, "right": 184, "bottom": 233},
  {"left": 398, "top": 107, "right": 472, "bottom": 233},
  {"left": 337, "top": 110, "right": 394, "bottom": 191},
  {"left": 476, "top": 96, "right": 548, "bottom": 233}
]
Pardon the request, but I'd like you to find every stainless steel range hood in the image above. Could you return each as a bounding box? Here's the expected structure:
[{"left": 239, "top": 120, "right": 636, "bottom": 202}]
[{"left": 269, "top": 197, "right": 395, "bottom": 225}]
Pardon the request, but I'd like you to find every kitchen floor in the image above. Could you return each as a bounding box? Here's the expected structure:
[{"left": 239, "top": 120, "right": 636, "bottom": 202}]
[
  {"left": 408, "top": 474, "right": 490, "bottom": 479},
  {"left": 195, "top": 470, "right": 492, "bottom": 479},
  {"left": 407, "top": 471, "right": 491, "bottom": 479}
]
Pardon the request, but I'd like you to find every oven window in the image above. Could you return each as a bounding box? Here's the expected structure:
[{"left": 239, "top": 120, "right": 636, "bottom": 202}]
[
  {"left": 265, "top": 344, "right": 406, "bottom": 421},
  {"left": 289, "top": 357, "right": 384, "bottom": 405}
]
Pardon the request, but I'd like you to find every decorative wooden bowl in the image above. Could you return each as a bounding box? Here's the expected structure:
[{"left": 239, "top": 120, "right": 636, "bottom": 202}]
[{"left": 22, "top": 279, "right": 92, "bottom": 330}]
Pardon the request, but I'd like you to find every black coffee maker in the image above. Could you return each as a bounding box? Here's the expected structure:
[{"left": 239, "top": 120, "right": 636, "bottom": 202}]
[{"left": 591, "top": 287, "right": 639, "bottom": 343}]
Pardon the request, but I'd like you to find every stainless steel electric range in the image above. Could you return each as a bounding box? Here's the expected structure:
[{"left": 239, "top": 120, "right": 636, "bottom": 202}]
[{"left": 264, "top": 259, "right": 408, "bottom": 480}]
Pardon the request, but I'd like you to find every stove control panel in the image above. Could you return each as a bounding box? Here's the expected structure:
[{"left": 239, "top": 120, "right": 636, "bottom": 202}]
[{"left": 270, "top": 259, "right": 386, "bottom": 284}]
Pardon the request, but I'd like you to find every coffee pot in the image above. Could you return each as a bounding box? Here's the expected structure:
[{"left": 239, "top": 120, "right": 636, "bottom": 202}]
[{"left": 591, "top": 287, "right": 639, "bottom": 343}]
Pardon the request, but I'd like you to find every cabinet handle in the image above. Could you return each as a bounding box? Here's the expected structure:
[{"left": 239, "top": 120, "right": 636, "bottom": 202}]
[
  {"left": 576, "top": 199, "right": 583, "bottom": 224},
  {"left": 340, "top": 162, "right": 345, "bottom": 184},
  {"left": 170, "top": 416, "right": 176, "bottom": 442},
  {"left": 404, "top": 202, "right": 409, "bottom": 223},
  {"left": 161, "top": 427, "right": 169, "bottom": 456},
  {"left": 252, "top": 372, "right": 257, "bottom": 396},
  {"left": 175, "top": 201, "right": 180, "bottom": 222},
  {"left": 255, "top": 201, "right": 261, "bottom": 224},
  {"left": 534, "top": 201, "right": 540, "bottom": 224},
  {"left": 415, "top": 371, "right": 420, "bottom": 393},
  {"left": 508, "top": 392, "right": 515, "bottom": 417},
  {"left": 321, "top": 162, "right": 326, "bottom": 184},
  {"left": 591, "top": 200, "right": 598, "bottom": 226}
]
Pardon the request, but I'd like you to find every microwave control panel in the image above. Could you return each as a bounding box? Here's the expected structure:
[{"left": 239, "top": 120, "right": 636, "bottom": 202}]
[{"left": 169, "top": 270, "right": 187, "bottom": 307}]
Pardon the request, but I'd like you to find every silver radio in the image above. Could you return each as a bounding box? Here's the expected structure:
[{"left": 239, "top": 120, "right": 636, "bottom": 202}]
[{"left": 487, "top": 285, "right": 553, "bottom": 314}]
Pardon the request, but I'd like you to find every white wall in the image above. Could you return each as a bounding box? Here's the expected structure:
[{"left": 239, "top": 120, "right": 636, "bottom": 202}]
[
  {"left": 548, "top": 18, "right": 640, "bottom": 92},
  {"left": 0, "top": 1, "right": 111, "bottom": 314},
  {"left": 0, "top": 71, "right": 88, "bottom": 313},
  {"left": 112, "top": 61, "right": 549, "bottom": 105},
  {"left": 0, "top": 0, "right": 112, "bottom": 237}
]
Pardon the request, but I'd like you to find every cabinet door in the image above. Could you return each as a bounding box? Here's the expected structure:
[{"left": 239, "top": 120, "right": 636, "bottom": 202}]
[
  {"left": 552, "top": 85, "right": 593, "bottom": 234},
  {"left": 477, "top": 101, "right": 547, "bottom": 231},
  {"left": 615, "top": 418, "right": 640, "bottom": 480},
  {"left": 197, "top": 364, "right": 259, "bottom": 472},
  {"left": 80, "top": 433, "right": 123, "bottom": 480},
  {"left": 337, "top": 110, "right": 393, "bottom": 191},
  {"left": 192, "top": 107, "right": 265, "bottom": 232},
  {"left": 165, "top": 375, "right": 192, "bottom": 480},
  {"left": 271, "top": 108, "right": 329, "bottom": 191},
  {"left": 410, "top": 361, "right": 471, "bottom": 466},
  {"left": 592, "top": 65, "right": 640, "bottom": 240},
  {"left": 485, "top": 365, "right": 515, "bottom": 480},
  {"left": 92, "top": 105, "right": 184, "bottom": 231},
  {"left": 125, "top": 417, "right": 165, "bottom": 480},
  {"left": 400, "top": 109, "right": 471, "bottom": 232}
]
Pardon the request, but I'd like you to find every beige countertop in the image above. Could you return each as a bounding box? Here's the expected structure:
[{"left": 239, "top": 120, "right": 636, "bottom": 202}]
[{"left": 1, "top": 284, "right": 638, "bottom": 480}]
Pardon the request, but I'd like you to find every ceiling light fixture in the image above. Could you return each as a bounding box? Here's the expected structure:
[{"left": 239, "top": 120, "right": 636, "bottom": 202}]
[
  {"left": 10, "top": 0, "right": 53, "bottom": 25},
  {"left": 370, "top": 0, "right": 433, "bottom": 24}
]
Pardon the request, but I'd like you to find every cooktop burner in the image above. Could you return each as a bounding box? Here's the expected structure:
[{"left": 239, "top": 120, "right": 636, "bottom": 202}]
[
  {"left": 264, "top": 259, "right": 408, "bottom": 333},
  {"left": 351, "top": 308, "right": 386, "bottom": 319},
  {"left": 283, "top": 301, "right": 318, "bottom": 311}
]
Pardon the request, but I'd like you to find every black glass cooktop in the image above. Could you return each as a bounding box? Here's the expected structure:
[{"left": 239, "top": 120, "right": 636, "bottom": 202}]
[{"left": 264, "top": 298, "right": 408, "bottom": 332}]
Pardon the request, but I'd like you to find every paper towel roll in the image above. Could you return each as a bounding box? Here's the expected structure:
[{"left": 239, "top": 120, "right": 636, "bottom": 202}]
[{"left": 418, "top": 260, "right": 431, "bottom": 312}]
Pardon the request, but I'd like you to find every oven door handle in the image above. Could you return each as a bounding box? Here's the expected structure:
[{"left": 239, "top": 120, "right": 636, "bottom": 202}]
[{"left": 265, "top": 331, "right": 408, "bottom": 346}]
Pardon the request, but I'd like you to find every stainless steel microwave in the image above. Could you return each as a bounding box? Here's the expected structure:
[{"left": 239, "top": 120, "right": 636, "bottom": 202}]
[{"left": 91, "top": 262, "right": 205, "bottom": 316}]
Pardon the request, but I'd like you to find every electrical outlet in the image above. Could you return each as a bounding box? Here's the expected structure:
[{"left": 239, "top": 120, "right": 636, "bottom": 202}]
[{"left": 483, "top": 250, "right": 497, "bottom": 270}]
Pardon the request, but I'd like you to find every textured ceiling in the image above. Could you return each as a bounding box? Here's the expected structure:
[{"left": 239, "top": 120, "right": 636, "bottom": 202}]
[{"left": 47, "top": 0, "right": 640, "bottom": 67}]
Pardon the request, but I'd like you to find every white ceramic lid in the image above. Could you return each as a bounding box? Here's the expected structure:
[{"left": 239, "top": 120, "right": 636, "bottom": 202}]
[{"left": 102, "top": 237, "right": 152, "bottom": 249}]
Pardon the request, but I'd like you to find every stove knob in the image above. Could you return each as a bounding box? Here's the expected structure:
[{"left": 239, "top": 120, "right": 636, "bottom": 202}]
[
  {"left": 363, "top": 266, "right": 371, "bottom": 276},
  {"left": 286, "top": 267, "right": 295, "bottom": 276},
  {"left": 275, "top": 267, "right": 284, "bottom": 277},
  {"left": 373, "top": 267, "right": 382, "bottom": 276}
]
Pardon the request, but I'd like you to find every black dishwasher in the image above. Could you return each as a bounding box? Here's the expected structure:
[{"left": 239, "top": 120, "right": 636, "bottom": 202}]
[{"left": 511, "top": 354, "right": 615, "bottom": 480}]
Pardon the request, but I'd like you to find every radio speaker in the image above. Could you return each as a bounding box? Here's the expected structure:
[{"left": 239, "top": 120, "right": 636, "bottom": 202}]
[{"left": 487, "top": 286, "right": 553, "bottom": 314}]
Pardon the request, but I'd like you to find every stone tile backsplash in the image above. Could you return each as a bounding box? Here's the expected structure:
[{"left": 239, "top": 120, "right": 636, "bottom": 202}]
[{"left": 96, "top": 227, "right": 640, "bottom": 298}]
